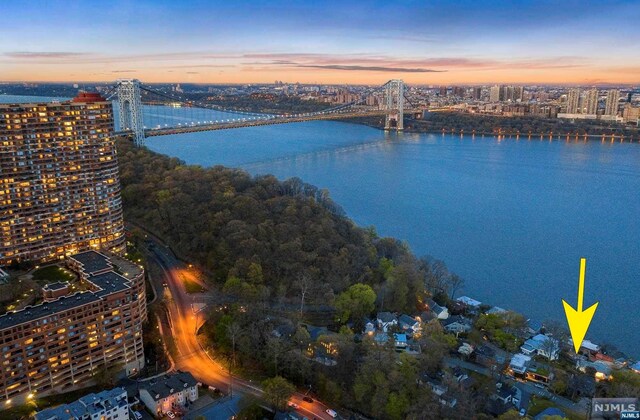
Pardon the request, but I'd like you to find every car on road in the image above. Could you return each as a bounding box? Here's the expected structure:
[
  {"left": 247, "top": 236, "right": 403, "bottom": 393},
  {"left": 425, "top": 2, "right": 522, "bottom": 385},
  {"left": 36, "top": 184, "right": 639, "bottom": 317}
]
[
  {"left": 534, "top": 383, "right": 545, "bottom": 389},
  {"left": 287, "top": 402, "right": 299, "bottom": 409},
  {"left": 302, "top": 396, "right": 314, "bottom": 403},
  {"left": 519, "top": 408, "right": 527, "bottom": 417},
  {"left": 132, "top": 412, "right": 143, "bottom": 420},
  {"left": 166, "top": 412, "right": 176, "bottom": 419},
  {"left": 326, "top": 409, "right": 338, "bottom": 418}
]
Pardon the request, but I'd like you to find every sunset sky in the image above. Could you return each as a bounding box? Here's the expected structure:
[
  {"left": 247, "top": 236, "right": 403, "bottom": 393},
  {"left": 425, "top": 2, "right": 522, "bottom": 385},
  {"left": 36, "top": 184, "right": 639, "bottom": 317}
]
[{"left": 1, "top": 0, "right": 639, "bottom": 85}]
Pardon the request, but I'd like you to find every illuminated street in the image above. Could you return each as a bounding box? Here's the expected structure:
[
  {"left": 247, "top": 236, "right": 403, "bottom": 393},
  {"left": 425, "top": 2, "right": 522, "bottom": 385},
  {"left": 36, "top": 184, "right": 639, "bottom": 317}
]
[{"left": 146, "top": 241, "right": 335, "bottom": 420}]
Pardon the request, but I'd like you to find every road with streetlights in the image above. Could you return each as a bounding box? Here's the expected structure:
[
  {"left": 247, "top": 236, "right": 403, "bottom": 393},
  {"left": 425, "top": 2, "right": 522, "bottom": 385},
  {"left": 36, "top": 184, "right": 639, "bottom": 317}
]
[{"left": 144, "top": 240, "right": 336, "bottom": 420}]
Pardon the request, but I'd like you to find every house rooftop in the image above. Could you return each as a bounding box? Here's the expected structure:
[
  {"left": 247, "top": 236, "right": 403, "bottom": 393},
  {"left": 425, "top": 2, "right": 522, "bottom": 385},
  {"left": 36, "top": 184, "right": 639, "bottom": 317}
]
[
  {"left": 377, "top": 312, "right": 397, "bottom": 323},
  {"left": 139, "top": 371, "right": 198, "bottom": 401},
  {"left": 34, "top": 387, "right": 127, "bottom": 420},
  {"left": 456, "top": 296, "right": 482, "bottom": 307}
]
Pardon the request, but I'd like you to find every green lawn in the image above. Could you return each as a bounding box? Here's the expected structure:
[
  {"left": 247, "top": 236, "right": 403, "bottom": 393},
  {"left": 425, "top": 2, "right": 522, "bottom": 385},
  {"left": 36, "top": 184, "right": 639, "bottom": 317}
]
[
  {"left": 184, "top": 279, "right": 206, "bottom": 294},
  {"left": 32, "top": 265, "right": 75, "bottom": 283}
]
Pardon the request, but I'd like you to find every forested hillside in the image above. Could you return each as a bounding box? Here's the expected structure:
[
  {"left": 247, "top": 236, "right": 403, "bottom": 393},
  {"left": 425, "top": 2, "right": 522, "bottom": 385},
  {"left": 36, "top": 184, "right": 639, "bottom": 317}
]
[{"left": 117, "top": 139, "right": 460, "bottom": 310}]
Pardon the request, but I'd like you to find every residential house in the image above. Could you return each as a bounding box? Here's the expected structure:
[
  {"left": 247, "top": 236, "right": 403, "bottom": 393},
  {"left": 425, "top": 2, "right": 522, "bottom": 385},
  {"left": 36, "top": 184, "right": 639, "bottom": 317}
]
[
  {"left": 442, "top": 315, "right": 472, "bottom": 334},
  {"left": 398, "top": 314, "right": 421, "bottom": 335},
  {"left": 509, "top": 353, "right": 532, "bottom": 377},
  {"left": 486, "top": 306, "right": 507, "bottom": 315},
  {"left": 34, "top": 388, "right": 129, "bottom": 420},
  {"left": 486, "top": 383, "right": 518, "bottom": 416},
  {"left": 425, "top": 299, "right": 449, "bottom": 320},
  {"left": 139, "top": 371, "right": 199, "bottom": 416},
  {"left": 456, "top": 296, "right": 482, "bottom": 309},
  {"left": 570, "top": 339, "right": 600, "bottom": 358},
  {"left": 526, "top": 362, "right": 553, "bottom": 384},
  {"left": 394, "top": 333, "right": 408, "bottom": 349},
  {"left": 363, "top": 319, "right": 376, "bottom": 335},
  {"left": 526, "top": 319, "right": 543, "bottom": 336},
  {"left": 576, "top": 358, "right": 612, "bottom": 381},
  {"left": 520, "top": 334, "right": 559, "bottom": 360},
  {"left": 421, "top": 375, "right": 457, "bottom": 408},
  {"left": 373, "top": 332, "right": 390, "bottom": 346},
  {"left": 452, "top": 367, "right": 475, "bottom": 390},
  {"left": 376, "top": 312, "right": 398, "bottom": 332},
  {"left": 473, "top": 343, "right": 507, "bottom": 369},
  {"left": 631, "top": 361, "right": 640, "bottom": 374}
]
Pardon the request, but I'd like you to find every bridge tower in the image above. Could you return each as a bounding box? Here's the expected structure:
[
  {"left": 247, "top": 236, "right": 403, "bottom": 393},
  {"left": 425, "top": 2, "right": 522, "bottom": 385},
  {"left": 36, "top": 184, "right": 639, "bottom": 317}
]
[
  {"left": 384, "top": 79, "right": 404, "bottom": 131},
  {"left": 116, "top": 79, "right": 145, "bottom": 146}
]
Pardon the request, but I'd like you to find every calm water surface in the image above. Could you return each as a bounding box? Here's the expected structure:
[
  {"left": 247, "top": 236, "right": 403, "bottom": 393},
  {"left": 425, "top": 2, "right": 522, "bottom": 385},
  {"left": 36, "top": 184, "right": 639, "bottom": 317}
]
[{"left": 147, "top": 120, "right": 640, "bottom": 357}]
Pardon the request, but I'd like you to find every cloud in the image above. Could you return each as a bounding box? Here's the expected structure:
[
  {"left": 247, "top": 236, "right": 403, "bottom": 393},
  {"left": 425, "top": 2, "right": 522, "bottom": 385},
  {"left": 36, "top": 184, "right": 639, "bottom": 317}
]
[
  {"left": 296, "top": 64, "right": 445, "bottom": 73},
  {"left": 4, "top": 51, "right": 90, "bottom": 59},
  {"left": 111, "top": 70, "right": 137, "bottom": 73}
]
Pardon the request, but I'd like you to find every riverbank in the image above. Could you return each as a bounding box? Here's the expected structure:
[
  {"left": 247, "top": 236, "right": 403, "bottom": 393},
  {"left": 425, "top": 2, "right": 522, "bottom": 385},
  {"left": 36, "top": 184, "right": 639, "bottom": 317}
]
[{"left": 342, "top": 112, "right": 640, "bottom": 141}]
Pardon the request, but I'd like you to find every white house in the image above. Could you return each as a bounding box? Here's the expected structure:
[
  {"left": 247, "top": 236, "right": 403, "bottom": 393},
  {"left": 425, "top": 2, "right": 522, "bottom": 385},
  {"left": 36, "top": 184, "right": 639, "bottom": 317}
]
[
  {"left": 139, "top": 371, "right": 199, "bottom": 416},
  {"left": 442, "top": 316, "right": 472, "bottom": 334},
  {"left": 426, "top": 299, "right": 449, "bottom": 320},
  {"left": 376, "top": 312, "right": 398, "bottom": 332},
  {"left": 520, "top": 334, "right": 559, "bottom": 360},
  {"left": 35, "top": 387, "right": 129, "bottom": 420}
]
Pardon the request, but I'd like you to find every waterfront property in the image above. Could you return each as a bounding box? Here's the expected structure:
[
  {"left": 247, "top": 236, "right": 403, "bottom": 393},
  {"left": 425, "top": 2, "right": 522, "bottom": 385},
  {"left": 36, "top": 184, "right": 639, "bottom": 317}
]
[{"left": 0, "top": 251, "right": 146, "bottom": 405}]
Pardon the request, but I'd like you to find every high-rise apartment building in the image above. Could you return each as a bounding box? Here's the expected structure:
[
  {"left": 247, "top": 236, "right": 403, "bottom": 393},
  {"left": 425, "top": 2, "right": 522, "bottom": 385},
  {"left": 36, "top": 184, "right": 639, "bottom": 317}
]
[
  {"left": 0, "top": 251, "right": 146, "bottom": 404},
  {"left": 584, "top": 88, "right": 599, "bottom": 115},
  {"left": 472, "top": 87, "right": 483, "bottom": 100},
  {"left": 0, "top": 93, "right": 125, "bottom": 265},
  {"left": 490, "top": 85, "right": 501, "bottom": 102},
  {"left": 604, "top": 89, "right": 620, "bottom": 116},
  {"left": 566, "top": 88, "right": 580, "bottom": 114}
]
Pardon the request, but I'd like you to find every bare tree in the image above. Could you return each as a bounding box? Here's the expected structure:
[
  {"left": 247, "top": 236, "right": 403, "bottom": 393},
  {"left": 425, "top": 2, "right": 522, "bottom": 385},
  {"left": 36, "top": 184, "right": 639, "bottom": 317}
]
[
  {"left": 296, "top": 272, "right": 312, "bottom": 315},
  {"left": 448, "top": 273, "right": 465, "bottom": 299},
  {"left": 227, "top": 321, "right": 242, "bottom": 368}
]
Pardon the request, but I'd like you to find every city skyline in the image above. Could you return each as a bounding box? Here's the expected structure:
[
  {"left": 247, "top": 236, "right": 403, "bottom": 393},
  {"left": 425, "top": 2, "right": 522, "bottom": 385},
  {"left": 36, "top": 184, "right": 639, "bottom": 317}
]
[{"left": 1, "top": 0, "right": 639, "bottom": 85}]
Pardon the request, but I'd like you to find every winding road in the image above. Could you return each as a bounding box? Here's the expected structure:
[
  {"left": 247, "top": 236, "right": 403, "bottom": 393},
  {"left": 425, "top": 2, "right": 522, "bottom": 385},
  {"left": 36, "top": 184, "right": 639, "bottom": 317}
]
[{"left": 144, "top": 239, "right": 336, "bottom": 420}]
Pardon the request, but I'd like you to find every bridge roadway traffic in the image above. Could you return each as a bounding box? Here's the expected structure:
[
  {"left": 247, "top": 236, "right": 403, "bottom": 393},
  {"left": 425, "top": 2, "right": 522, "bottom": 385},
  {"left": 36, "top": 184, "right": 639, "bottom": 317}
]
[
  {"left": 114, "top": 108, "right": 420, "bottom": 139},
  {"left": 144, "top": 239, "right": 338, "bottom": 420}
]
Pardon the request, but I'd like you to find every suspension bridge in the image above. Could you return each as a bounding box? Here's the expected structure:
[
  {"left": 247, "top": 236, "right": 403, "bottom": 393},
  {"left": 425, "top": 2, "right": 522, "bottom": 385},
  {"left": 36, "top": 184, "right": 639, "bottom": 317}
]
[{"left": 106, "top": 79, "right": 420, "bottom": 146}]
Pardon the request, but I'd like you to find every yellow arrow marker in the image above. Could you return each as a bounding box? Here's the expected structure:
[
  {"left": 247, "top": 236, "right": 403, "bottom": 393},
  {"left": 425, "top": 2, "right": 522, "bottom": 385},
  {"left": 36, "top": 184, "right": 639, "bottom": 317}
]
[{"left": 562, "top": 258, "right": 599, "bottom": 354}]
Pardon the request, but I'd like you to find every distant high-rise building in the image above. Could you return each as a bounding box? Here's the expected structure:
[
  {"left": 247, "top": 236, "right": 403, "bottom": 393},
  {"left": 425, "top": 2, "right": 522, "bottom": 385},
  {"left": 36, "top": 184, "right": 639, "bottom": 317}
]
[
  {"left": 472, "top": 87, "right": 482, "bottom": 100},
  {"left": 453, "top": 86, "right": 465, "bottom": 98},
  {"left": 513, "top": 86, "right": 524, "bottom": 102},
  {"left": 566, "top": 88, "right": 580, "bottom": 114},
  {"left": 439, "top": 86, "right": 448, "bottom": 97},
  {"left": 0, "top": 92, "right": 125, "bottom": 265},
  {"left": 604, "top": 89, "right": 620, "bottom": 116},
  {"left": 622, "top": 103, "right": 640, "bottom": 124},
  {"left": 490, "top": 85, "right": 501, "bottom": 102},
  {"left": 585, "top": 88, "right": 599, "bottom": 115}
]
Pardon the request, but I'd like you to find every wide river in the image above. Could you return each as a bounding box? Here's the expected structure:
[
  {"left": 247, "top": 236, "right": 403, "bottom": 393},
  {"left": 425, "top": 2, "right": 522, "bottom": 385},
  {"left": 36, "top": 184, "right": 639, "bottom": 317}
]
[
  {"left": 3, "top": 96, "right": 638, "bottom": 357},
  {"left": 146, "top": 117, "right": 640, "bottom": 358}
]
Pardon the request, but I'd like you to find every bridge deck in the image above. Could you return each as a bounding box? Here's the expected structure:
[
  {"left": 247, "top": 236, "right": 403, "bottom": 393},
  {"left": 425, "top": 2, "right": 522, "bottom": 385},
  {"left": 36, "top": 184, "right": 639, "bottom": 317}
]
[{"left": 114, "top": 108, "right": 419, "bottom": 138}]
